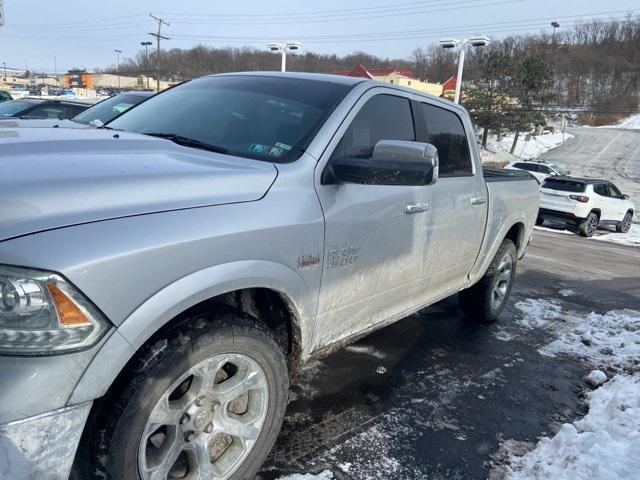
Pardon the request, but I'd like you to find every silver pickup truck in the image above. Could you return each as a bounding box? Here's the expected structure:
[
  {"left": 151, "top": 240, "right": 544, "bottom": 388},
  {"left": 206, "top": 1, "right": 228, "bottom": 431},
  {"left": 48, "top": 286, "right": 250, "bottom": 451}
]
[{"left": 0, "top": 72, "right": 539, "bottom": 480}]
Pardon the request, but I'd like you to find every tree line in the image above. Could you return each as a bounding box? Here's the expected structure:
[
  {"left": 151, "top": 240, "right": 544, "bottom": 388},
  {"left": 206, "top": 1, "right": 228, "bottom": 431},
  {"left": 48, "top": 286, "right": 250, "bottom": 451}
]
[{"left": 105, "top": 15, "right": 639, "bottom": 134}]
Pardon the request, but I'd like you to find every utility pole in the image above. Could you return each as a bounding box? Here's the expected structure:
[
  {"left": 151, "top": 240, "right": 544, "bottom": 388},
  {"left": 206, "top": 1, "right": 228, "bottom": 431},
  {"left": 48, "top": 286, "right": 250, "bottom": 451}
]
[
  {"left": 149, "top": 13, "right": 169, "bottom": 92},
  {"left": 140, "top": 41, "right": 152, "bottom": 89}
]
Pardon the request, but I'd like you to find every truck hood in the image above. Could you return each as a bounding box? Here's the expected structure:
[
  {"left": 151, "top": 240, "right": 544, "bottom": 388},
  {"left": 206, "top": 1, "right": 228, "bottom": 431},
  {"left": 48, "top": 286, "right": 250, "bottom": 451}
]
[
  {"left": 0, "top": 119, "right": 89, "bottom": 129},
  {"left": 0, "top": 128, "right": 278, "bottom": 241}
]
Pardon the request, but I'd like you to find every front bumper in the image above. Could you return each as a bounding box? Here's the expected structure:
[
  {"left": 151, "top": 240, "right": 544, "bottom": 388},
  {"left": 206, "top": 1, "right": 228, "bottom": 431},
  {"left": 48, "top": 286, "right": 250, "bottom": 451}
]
[{"left": 0, "top": 402, "right": 91, "bottom": 480}]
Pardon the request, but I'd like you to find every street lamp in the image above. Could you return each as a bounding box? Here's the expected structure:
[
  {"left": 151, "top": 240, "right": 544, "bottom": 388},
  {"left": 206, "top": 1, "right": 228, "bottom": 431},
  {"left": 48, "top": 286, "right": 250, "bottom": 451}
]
[
  {"left": 140, "top": 41, "right": 152, "bottom": 89},
  {"left": 439, "top": 35, "right": 490, "bottom": 104},
  {"left": 267, "top": 41, "right": 302, "bottom": 72},
  {"left": 551, "top": 22, "right": 560, "bottom": 43},
  {"left": 114, "top": 49, "right": 122, "bottom": 89}
]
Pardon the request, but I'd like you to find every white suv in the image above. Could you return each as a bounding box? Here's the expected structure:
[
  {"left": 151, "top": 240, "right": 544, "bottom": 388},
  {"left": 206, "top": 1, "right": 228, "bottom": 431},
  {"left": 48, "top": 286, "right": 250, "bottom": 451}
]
[
  {"left": 505, "top": 160, "right": 569, "bottom": 183},
  {"left": 539, "top": 177, "right": 634, "bottom": 237}
]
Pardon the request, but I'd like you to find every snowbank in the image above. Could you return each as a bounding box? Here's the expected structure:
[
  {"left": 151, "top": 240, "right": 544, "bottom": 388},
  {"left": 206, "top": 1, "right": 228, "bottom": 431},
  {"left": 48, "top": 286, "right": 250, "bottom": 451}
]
[
  {"left": 535, "top": 224, "right": 640, "bottom": 248},
  {"left": 500, "top": 131, "right": 574, "bottom": 159},
  {"left": 506, "top": 375, "right": 640, "bottom": 480},
  {"left": 592, "top": 224, "right": 640, "bottom": 247},
  {"left": 500, "top": 300, "right": 640, "bottom": 480},
  {"left": 602, "top": 113, "right": 640, "bottom": 130}
]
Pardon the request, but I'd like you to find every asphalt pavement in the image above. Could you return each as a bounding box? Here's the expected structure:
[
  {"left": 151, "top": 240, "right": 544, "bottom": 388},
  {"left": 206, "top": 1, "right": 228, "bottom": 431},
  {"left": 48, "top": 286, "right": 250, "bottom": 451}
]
[
  {"left": 541, "top": 127, "right": 640, "bottom": 206},
  {"left": 257, "top": 229, "right": 640, "bottom": 480}
]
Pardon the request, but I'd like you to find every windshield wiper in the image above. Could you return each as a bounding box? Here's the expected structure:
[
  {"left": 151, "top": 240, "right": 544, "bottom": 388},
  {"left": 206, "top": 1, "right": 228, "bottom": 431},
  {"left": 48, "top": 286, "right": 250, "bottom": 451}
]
[{"left": 144, "top": 132, "right": 230, "bottom": 154}]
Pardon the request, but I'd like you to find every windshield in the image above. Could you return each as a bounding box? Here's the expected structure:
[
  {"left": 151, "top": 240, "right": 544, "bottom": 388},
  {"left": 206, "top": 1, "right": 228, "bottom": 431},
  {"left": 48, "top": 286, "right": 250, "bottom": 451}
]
[
  {"left": 108, "top": 76, "right": 352, "bottom": 163},
  {"left": 0, "top": 100, "right": 35, "bottom": 117},
  {"left": 72, "top": 93, "right": 148, "bottom": 125}
]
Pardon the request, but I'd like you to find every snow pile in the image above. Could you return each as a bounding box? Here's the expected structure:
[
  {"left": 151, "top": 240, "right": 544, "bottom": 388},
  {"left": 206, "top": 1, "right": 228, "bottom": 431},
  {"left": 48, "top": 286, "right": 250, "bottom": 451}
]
[
  {"left": 499, "top": 131, "right": 574, "bottom": 159},
  {"left": 602, "top": 113, "right": 640, "bottom": 130},
  {"left": 514, "top": 299, "right": 640, "bottom": 367},
  {"left": 506, "top": 374, "right": 640, "bottom": 480},
  {"left": 592, "top": 224, "right": 640, "bottom": 247},
  {"left": 499, "top": 300, "right": 640, "bottom": 479},
  {"left": 277, "top": 471, "right": 334, "bottom": 480}
]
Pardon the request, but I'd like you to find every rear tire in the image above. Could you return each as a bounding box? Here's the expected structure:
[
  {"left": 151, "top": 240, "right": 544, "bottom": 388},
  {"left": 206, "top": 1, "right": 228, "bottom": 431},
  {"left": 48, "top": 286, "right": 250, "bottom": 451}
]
[
  {"left": 73, "top": 311, "right": 289, "bottom": 480},
  {"left": 459, "top": 238, "right": 517, "bottom": 324},
  {"left": 579, "top": 212, "right": 599, "bottom": 237},
  {"left": 616, "top": 212, "right": 633, "bottom": 234}
]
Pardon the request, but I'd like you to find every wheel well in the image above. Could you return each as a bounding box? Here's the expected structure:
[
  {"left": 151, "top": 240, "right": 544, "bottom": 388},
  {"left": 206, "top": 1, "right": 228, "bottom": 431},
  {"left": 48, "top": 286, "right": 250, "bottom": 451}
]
[
  {"left": 505, "top": 222, "right": 525, "bottom": 251},
  {"left": 171, "top": 288, "right": 303, "bottom": 369},
  {"left": 590, "top": 209, "right": 601, "bottom": 219},
  {"left": 627, "top": 209, "right": 634, "bottom": 216}
]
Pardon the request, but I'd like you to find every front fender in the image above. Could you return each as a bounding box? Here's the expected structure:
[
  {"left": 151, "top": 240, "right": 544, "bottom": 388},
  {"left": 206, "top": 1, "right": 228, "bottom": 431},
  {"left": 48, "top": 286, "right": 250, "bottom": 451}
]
[{"left": 69, "top": 260, "right": 312, "bottom": 405}]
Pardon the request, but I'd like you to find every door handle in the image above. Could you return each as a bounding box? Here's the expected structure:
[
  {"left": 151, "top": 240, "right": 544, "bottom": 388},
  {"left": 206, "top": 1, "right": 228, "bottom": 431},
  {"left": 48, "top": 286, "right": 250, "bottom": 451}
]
[
  {"left": 470, "top": 197, "right": 487, "bottom": 206},
  {"left": 404, "top": 202, "right": 429, "bottom": 214}
]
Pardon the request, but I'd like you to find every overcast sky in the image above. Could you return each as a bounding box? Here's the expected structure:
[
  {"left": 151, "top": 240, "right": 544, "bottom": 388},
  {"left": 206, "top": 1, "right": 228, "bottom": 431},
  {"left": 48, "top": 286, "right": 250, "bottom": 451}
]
[{"left": 1, "top": 0, "right": 639, "bottom": 73}]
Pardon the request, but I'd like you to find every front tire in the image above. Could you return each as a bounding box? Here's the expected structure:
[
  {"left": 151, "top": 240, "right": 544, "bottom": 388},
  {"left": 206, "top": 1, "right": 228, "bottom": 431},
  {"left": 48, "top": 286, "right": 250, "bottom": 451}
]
[
  {"left": 74, "top": 312, "right": 289, "bottom": 480},
  {"left": 579, "top": 212, "right": 599, "bottom": 237},
  {"left": 616, "top": 212, "right": 633, "bottom": 234},
  {"left": 459, "top": 238, "right": 517, "bottom": 324}
]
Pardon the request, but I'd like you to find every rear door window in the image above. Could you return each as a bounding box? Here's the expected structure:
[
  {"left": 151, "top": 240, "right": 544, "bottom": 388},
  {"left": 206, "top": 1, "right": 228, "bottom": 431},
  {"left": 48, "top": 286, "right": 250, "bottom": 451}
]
[
  {"left": 542, "top": 178, "right": 586, "bottom": 193},
  {"left": 420, "top": 103, "right": 472, "bottom": 177},
  {"left": 514, "top": 163, "right": 534, "bottom": 171},
  {"left": 593, "top": 184, "right": 609, "bottom": 196}
]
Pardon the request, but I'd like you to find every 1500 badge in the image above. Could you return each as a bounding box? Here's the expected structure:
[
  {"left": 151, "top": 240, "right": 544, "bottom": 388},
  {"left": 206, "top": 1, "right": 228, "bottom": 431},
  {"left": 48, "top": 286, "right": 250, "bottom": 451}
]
[{"left": 328, "top": 246, "right": 359, "bottom": 269}]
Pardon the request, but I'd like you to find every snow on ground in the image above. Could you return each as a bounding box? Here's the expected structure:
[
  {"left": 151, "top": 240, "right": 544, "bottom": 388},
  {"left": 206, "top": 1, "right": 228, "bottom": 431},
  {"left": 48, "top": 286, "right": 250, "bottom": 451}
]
[
  {"left": 535, "top": 224, "right": 640, "bottom": 247},
  {"left": 498, "top": 300, "right": 640, "bottom": 480},
  {"left": 601, "top": 113, "right": 640, "bottom": 130},
  {"left": 592, "top": 224, "right": 640, "bottom": 247},
  {"left": 500, "top": 131, "right": 574, "bottom": 160},
  {"left": 514, "top": 298, "right": 640, "bottom": 367},
  {"left": 276, "top": 471, "right": 334, "bottom": 480},
  {"left": 505, "top": 374, "right": 640, "bottom": 480}
]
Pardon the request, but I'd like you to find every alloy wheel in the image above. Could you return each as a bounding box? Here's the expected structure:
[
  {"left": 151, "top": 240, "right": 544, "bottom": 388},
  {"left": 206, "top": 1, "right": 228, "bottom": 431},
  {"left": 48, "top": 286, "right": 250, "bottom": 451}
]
[
  {"left": 490, "top": 252, "right": 513, "bottom": 312},
  {"left": 138, "top": 354, "right": 269, "bottom": 480}
]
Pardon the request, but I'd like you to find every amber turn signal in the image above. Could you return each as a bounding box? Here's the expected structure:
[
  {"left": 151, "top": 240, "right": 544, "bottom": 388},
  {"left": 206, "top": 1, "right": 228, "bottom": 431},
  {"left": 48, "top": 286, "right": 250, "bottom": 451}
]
[{"left": 47, "top": 284, "right": 91, "bottom": 327}]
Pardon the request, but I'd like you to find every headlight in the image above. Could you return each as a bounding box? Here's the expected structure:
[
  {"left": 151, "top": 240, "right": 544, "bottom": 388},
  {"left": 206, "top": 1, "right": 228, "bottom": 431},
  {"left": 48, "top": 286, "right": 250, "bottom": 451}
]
[{"left": 0, "top": 265, "right": 110, "bottom": 355}]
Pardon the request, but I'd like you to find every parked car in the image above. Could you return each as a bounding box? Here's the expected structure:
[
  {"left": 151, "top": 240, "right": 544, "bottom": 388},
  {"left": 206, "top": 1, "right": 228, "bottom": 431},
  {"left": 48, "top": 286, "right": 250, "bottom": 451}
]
[
  {"left": 538, "top": 176, "right": 634, "bottom": 236},
  {"left": 505, "top": 160, "right": 569, "bottom": 183},
  {"left": 0, "top": 98, "right": 90, "bottom": 120},
  {"left": 0, "top": 91, "right": 153, "bottom": 129},
  {"left": 0, "top": 72, "right": 539, "bottom": 480},
  {"left": 0, "top": 90, "right": 12, "bottom": 103}
]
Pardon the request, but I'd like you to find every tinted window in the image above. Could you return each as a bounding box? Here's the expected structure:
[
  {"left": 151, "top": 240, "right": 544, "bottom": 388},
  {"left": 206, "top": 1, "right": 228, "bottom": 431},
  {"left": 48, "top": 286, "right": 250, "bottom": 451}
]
[
  {"left": 542, "top": 178, "right": 586, "bottom": 192},
  {"left": 23, "top": 104, "right": 67, "bottom": 119},
  {"left": 420, "top": 103, "right": 472, "bottom": 177},
  {"left": 514, "top": 162, "right": 535, "bottom": 171},
  {"left": 538, "top": 165, "right": 552, "bottom": 174},
  {"left": 0, "top": 100, "right": 36, "bottom": 117},
  {"left": 73, "top": 94, "right": 146, "bottom": 125},
  {"left": 109, "top": 76, "right": 352, "bottom": 163},
  {"left": 593, "top": 184, "right": 608, "bottom": 196},
  {"left": 330, "top": 94, "right": 415, "bottom": 162}
]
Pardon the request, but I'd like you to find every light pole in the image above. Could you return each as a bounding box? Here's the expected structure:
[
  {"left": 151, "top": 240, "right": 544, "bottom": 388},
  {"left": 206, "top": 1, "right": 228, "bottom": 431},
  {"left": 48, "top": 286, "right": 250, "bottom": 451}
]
[
  {"left": 439, "top": 36, "right": 490, "bottom": 104},
  {"left": 140, "top": 41, "right": 152, "bottom": 90},
  {"left": 551, "top": 22, "right": 560, "bottom": 43},
  {"left": 267, "top": 42, "right": 302, "bottom": 72},
  {"left": 114, "top": 49, "right": 122, "bottom": 89}
]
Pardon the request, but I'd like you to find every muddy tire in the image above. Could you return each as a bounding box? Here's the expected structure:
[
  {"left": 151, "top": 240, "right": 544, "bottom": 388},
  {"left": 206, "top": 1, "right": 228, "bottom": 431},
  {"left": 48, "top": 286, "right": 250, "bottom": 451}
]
[
  {"left": 72, "top": 312, "right": 289, "bottom": 480},
  {"left": 616, "top": 212, "right": 633, "bottom": 234},
  {"left": 459, "top": 238, "right": 517, "bottom": 324},
  {"left": 579, "top": 212, "right": 599, "bottom": 237}
]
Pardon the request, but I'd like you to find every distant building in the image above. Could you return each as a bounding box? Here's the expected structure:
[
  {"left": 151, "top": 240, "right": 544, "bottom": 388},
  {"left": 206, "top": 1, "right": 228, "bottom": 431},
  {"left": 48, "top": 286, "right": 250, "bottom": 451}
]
[
  {"left": 333, "top": 64, "right": 445, "bottom": 97},
  {"left": 62, "top": 71, "right": 170, "bottom": 91}
]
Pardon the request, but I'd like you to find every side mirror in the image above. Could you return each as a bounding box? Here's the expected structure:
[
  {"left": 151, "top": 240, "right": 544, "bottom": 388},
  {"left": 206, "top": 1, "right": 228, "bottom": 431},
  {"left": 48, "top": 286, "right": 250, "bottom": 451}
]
[
  {"left": 623, "top": 194, "right": 629, "bottom": 200},
  {"left": 323, "top": 140, "right": 439, "bottom": 186}
]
